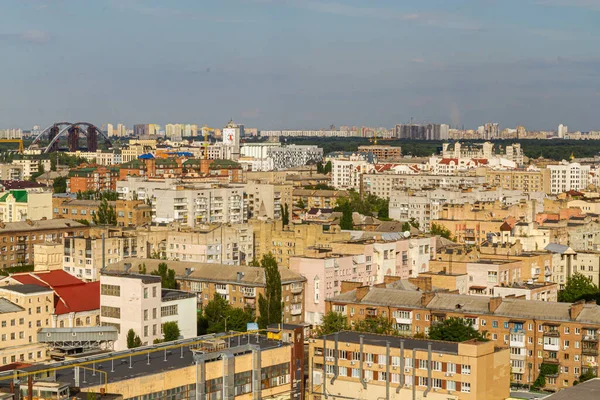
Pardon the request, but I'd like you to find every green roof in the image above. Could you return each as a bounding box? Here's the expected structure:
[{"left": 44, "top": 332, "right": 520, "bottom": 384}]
[
  {"left": 121, "top": 160, "right": 146, "bottom": 168},
  {"left": 0, "top": 190, "right": 28, "bottom": 203},
  {"left": 68, "top": 168, "right": 96, "bottom": 177},
  {"left": 183, "top": 159, "right": 201, "bottom": 166},
  {"left": 210, "top": 159, "right": 241, "bottom": 170}
]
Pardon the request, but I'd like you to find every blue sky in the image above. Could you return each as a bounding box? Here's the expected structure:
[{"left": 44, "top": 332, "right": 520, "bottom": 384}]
[{"left": 1, "top": 0, "right": 599, "bottom": 131}]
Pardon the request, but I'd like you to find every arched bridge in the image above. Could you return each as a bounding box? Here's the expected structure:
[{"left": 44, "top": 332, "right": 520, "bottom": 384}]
[{"left": 29, "top": 122, "right": 112, "bottom": 153}]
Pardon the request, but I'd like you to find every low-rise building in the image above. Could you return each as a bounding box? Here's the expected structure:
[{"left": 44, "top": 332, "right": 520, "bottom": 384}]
[
  {"left": 0, "top": 190, "right": 52, "bottom": 222},
  {"left": 244, "top": 183, "right": 293, "bottom": 220},
  {"left": 309, "top": 331, "right": 510, "bottom": 400},
  {"left": 292, "top": 189, "right": 348, "bottom": 210},
  {"left": 67, "top": 166, "right": 119, "bottom": 193},
  {"left": 52, "top": 198, "right": 151, "bottom": 227},
  {"left": 0, "top": 163, "right": 23, "bottom": 181}
]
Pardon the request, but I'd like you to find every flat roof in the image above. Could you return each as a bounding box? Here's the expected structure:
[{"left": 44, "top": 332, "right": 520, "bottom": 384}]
[
  {"left": 1, "top": 333, "right": 287, "bottom": 389},
  {"left": 0, "top": 284, "right": 53, "bottom": 294},
  {"left": 545, "top": 378, "right": 600, "bottom": 400},
  {"left": 319, "top": 331, "right": 460, "bottom": 354}
]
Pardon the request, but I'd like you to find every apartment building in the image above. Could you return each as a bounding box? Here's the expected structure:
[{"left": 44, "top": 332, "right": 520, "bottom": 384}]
[
  {"left": 11, "top": 159, "right": 50, "bottom": 179},
  {"left": 292, "top": 189, "right": 348, "bottom": 210},
  {"left": 106, "top": 259, "right": 306, "bottom": 324},
  {"left": 100, "top": 272, "right": 196, "bottom": 350},
  {"left": 546, "top": 244, "right": 600, "bottom": 289},
  {"left": 0, "top": 219, "right": 88, "bottom": 268},
  {"left": 548, "top": 161, "right": 590, "bottom": 195},
  {"left": 0, "top": 285, "right": 54, "bottom": 366},
  {"left": 361, "top": 174, "right": 486, "bottom": 199},
  {"left": 52, "top": 198, "right": 151, "bottom": 227},
  {"left": 308, "top": 332, "right": 510, "bottom": 400},
  {"left": 67, "top": 166, "right": 120, "bottom": 193},
  {"left": 0, "top": 163, "right": 23, "bottom": 181},
  {"left": 479, "top": 167, "right": 549, "bottom": 193},
  {"left": 164, "top": 224, "right": 254, "bottom": 265},
  {"left": 66, "top": 150, "right": 120, "bottom": 166},
  {"left": 0, "top": 190, "right": 52, "bottom": 222},
  {"left": 244, "top": 183, "right": 293, "bottom": 220},
  {"left": 357, "top": 145, "right": 402, "bottom": 161},
  {"left": 251, "top": 220, "right": 351, "bottom": 267},
  {"left": 327, "top": 287, "right": 600, "bottom": 390},
  {"left": 331, "top": 159, "right": 373, "bottom": 190},
  {"left": 0, "top": 270, "right": 100, "bottom": 330},
  {"left": 0, "top": 332, "right": 300, "bottom": 400}
]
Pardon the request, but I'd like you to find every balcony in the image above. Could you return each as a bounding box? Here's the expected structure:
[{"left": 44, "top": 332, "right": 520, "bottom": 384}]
[
  {"left": 543, "top": 330, "right": 560, "bottom": 338},
  {"left": 543, "top": 357, "right": 560, "bottom": 365},
  {"left": 511, "top": 367, "right": 525, "bottom": 374},
  {"left": 582, "top": 344, "right": 599, "bottom": 356},
  {"left": 543, "top": 341, "right": 560, "bottom": 352},
  {"left": 291, "top": 285, "right": 303, "bottom": 294},
  {"left": 510, "top": 337, "right": 526, "bottom": 348},
  {"left": 241, "top": 288, "right": 256, "bottom": 298},
  {"left": 291, "top": 306, "right": 302, "bottom": 316}
]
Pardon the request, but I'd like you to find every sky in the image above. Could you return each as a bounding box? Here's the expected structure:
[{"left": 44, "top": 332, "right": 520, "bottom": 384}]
[{"left": 1, "top": 0, "right": 600, "bottom": 131}]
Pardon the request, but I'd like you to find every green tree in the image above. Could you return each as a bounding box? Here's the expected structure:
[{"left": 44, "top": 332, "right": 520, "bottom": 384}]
[
  {"left": 50, "top": 157, "right": 57, "bottom": 172},
  {"left": 324, "top": 160, "right": 332, "bottom": 174},
  {"left": 430, "top": 223, "right": 453, "bottom": 240},
  {"left": 315, "top": 311, "right": 350, "bottom": 335},
  {"left": 296, "top": 198, "right": 306, "bottom": 210},
  {"left": 338, "top": 202, "right": 354, "bottom": 230},
  {"left": 558, "top": 273, "right": 599, "bottom": 303},
  {"left": 354, "top": 315, "right": 395, "bottom": 335},
  {"left": 226, "top": 307, "right": 255, "bottom": 332},
  {"left": 126, "top": 329, "right": 143, "bottom": 349},
  {"left": 162, "top": 321, "right": 181, "bottom": 342},
  {"left": 578, "top": 368, "right": 596, "bottom": 384},
  {"left": 138, "top": 263, "right": 147, "bottom": 274},
  {"left": 203, "top": 293, "right": 231, "bottom": 333},
  {"left": 280, "top": 204, "right": 290, "bottom": 226},
  {"left": 428, "top": 317, "right": 485, "bottom": 342},
  {"left": 316, "top": 162, "right": 324, "bottom": 174},
  {"left": 257, "top": 254, "right": 282, "bottom": 329},
  {"left": 401, "top": 222, "right": 411, "bottom": 232},
  {"left": 52, "top": 176, "right": 67, "bottom": 193},
  {"left": 92, "top": 198, "right": 117, "bottom": 225},
  {"left": 151, "top": 262, "right": 177, "bottom": 289}
]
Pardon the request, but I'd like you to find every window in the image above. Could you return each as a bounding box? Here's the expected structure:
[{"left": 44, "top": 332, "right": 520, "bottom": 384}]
[
  {"left": 391, "top": 373, "right": 400, "bottom": 383},
  {"left": 462, "top": 365, "right": 471, "bottom": 375},
  {"left": 419, "top": 359, "right": 428, "bottom": 369},
  {"left": 492, "top": 321, "right": 498, "bottom": 328},
  {"left": 447, "top": 380, "right": 456, "bottom": 391},
  {"left": 391, "top": 356, "right": 401, "bottom": 366},
  {"left": 352, "top": 368, "right": 360, "bottom": 378},
  {"left": 101, "top": 284, "right": 120, "bottom": 296},
  {"left": 447, "top": 362, "right": 456, "bottom": 373},
  {"left": 461, "top": 382, "right": 471, "bottom": 393},
  {"left": 144, "top": 326, "right": 148, "bottom": 337},
  {"left": 144, "top": 309, "right": 148, "bottom": 321},
  {"left": 338, "top": 366, "right": 347, "bottom": 377},
  {"left": 377, "top": 354, "right": 386, "bottom": 365},
  {"left": 100, "top": 306, "right": 121, "bottom": 319},
  {"left": 152, "top": 286, "right": 157, "bottom": 298},
  {"left": 364, "top": 353, "right": 374, "bottom": 363},
  {"left": 153, "top": 308, "right": 157, "bottom": 319},
  {"left": 432, "top": 378, "right": 442, "bottom": 389},
  {"left": 144, "top": 288, "right": 148, "bottom": 299},
  {"left": 379, "top": 372, "right": 387, "bottom": 382},
  {"left": 431, "top": 361, "right": 442, "bottom": 371},
  {"left": 418, "top": 376, "right": 428, "bottom": 387}
]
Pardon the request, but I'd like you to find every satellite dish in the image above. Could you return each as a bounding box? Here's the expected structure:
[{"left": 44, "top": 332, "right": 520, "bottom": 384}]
[{"left": 403, "top": 231, "right": 411, "bottom": 238}]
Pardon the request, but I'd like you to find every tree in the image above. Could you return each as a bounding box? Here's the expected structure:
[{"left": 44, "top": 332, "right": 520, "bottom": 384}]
[
  {"left": 92, "top": 198, "right": 117, "bottom": 225},
  {"left": 257, "top": 254, "right": 282, "bottom": 329},
  {"left": 296, "top": 198, "right": 306, "bottom": 210},
  {"left": 401, "top": 222, "right": 411, "bottom": 232},
  {"left": 316, "top": 162, "right": 324, "bottom": 174},
  {"left": 138, "top": 263, "right": 147, "bottom": 274},
  {"left": 428, "top": 317, "right": 485, "bottom": 342},
  {"left": 315, "top": 311, "right": 350, "bottom": 336},
  {"left": 227, "top": 307, "right": 255, "bottom": 332},
  {"left": 324, "top": 161, "right": 332, "bottom": 174},
  {"left": 430, "top": 223, "right": 453, "bottom": 240},
  {"left": 281, "top": 204, "right": 290, "bottom": 226},
  {"left": 204, "top": 293, "right": 231, "bottom": 333},
  {"left": 558, "top": 273, "right": 599, "bottom": 303},
  {"left": 126, "top": 329, "right": 142, "bottom": 349},
  {"left": 52, "top": 176, "right": 67, "bottom": 193},
  {"left": 162, "top": 321, "right": 181, "bottom": 342},
  {"left": 50, "top": 157, "right": 57, "bottom": 172},
  {"left": 338, "top": 202, "right": 354, "bottom": 230},
  {"left": 151, "top": 262, "right": 177, "bottom": 289},
  {"left": 354, "top": 315, "right": 395, "bottom": 335}
]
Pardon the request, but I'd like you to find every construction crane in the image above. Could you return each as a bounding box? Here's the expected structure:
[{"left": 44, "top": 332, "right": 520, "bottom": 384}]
[
  {"left": 368, "top": 128, "right": 379, "bottom": 145},
  {"left": 0, "top": 139, "right": 24, "bottom": 154},
  {"left": 201, "top": 125, "right": 216, "bottom": 160}
]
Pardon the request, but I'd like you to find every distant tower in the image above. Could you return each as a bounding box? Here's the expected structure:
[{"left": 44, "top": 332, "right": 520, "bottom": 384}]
[
  {"left": 222, "top": 119, "right": 243, "bottom": 161},
  {"left": 558, "top": 124, "right": 568, "bottom": 138}
]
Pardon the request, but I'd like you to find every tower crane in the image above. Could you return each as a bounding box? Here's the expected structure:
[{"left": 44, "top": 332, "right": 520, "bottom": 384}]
[
  {"left": 201, "top": 125, "right": 216, "bottom": 160},
  {"left": 0, "top": 139, "right": 24, "bottom": 154}
]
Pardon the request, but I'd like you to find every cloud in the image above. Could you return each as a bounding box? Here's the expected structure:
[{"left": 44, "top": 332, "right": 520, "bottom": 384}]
[
  {"left": 0, "top": 30, "right": 51, "bottom": 45},
  {"left": 536, "top": 0, "right": 600, "bottom": 10}
]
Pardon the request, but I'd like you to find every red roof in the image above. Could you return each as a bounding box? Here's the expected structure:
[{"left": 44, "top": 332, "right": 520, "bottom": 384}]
[
  {"left": 11, "top": 270, "right": 84, "bottom": 288},
  {"left": 472, "top": 158, "right": 489, "bottom": 165},
  {"left": 439, "top": 158, "right": 458, "bottom": 165},
  {"left": 54, "top": 281, "right": 100, "bottom": 314},
  {"left": 0, "top": 362, "right": 33, "bottom": 372}
]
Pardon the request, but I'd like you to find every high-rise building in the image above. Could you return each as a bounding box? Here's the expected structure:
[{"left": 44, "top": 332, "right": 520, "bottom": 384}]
[
  {"left": 395, "top": 123, "right": 449, "bottom": 140},
  {"left": 223, "top": 119, "right": 243, "bottom": 160},
  {"left": 558, "top": 124, "right": 568, "bottom": 138},
  {"left": 106, "top": 123, "right": 114, "bottom": 137},
  {"left": 133, "top": 124, "right": 160, "bottom": 136}
]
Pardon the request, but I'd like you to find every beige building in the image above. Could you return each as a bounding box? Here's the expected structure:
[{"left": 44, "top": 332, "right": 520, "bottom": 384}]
[
  {"left": 0, "top": 163, "right": 24, "bottom": 181},
  {"left": 0, "top": 285, "right": 54, "bottom": 365},
  {"left": 33, "top": 242, "right": 64, "bottom": 271},
  {"left": 478, "top": 167, "right": 549, "bottom": 193},
  {"left": 357, "top": 144, "right": 402, "bottom": 161},
  {"left": 245, "top": 182, "right": 293, "bottom": 220},
  {"left": 0, "top": 190, "right": 52, "bottom": 222},
  {"left": 292, "top": 189, "right": 348, "bottom": 209},
  {"left": 309, "top": 332, "right": 510, "bottom": 400}
]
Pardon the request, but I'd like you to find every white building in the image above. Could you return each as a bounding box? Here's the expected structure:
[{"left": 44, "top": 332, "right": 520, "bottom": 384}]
[
  {"left": 331, "top": 159, "right": 372, "bottom": 190},
  {"left": 0, "top": 128, "right": 23, "bottom": 139},
  {"left": 558, "top": 124, "right": 568, "bottom": 138},
  {"left": 548, "top": 161, "right": 590, "bottom": 194},
  {"left": 11, "top": 159, "right": 51, "bottom": 179},
  {"left": 100, "top": 273, "right": 196, "bottom": 350},
  {"left": 222, "top": 120, "right": 243, "bottom": 160},
  {"left": 240, "top": 143, "right": 323, "bottom": 171}
]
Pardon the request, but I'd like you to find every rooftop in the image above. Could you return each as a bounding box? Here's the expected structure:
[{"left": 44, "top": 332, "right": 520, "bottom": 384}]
[
  {"left": 0, "top": 284, "right": 53, "bottom": 295},
  {"left": 0, "top": 219, "right": 86, "bottom": 234},
  {"left": 319, "top": 331, "right": 460, "bottom": 354},
  {"left": 544, "top": 378, "right": 600, "bottom": 400},
  {"left": 0, "top": 298, "right": 24, "bottom": 314}
]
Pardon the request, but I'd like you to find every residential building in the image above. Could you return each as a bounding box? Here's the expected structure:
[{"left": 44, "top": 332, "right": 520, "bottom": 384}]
[
  {"left": 0, "top": 128, "right": 22, "bottom": 139},
  {"left": 546, "top": 244, "right": 600, "bottom": 289},
  {"left": 292, "top": 189, "right": 348, "bottom": 209},
  {"left": 548, "top": 161, "right": 590, "bottom": 194},
  {"left": 0, "top": 286, "right": 54, "bottom": 365},
  {"left": 0, "top": 190, "right": 52, "bottom": 222},
  {"left": 331, "top": 159, "right": 372, "bottom": 190},
  {"left": 106, "top": 259, "right": 306, "bottom": 324},
  {"left": 66, "top": 150, "right": 120, "bottom": 166},
  {"left": 52, "top": 198, "right": 151, "bottom": 227},
  {"left": 67, "top": 166, "right": 119, "bottom": 193},
  {"left": 395, "top": 123, "right": 449, "bottom": 140},
  {"left": 309, "top": 331, "right": 510, "bottom": 400},
  {"left": 245, "top": 183, "right": 293, "bottom": 220},
  {"left": 266, "top": 144, "right": 323, "bottom": 170},
  {"left": 133, "top": 124, "right": 160, "bottom": 137},
  {"left": 222, "top": 120, "right": 243, "bottom": 160},
  {"left": 0, "top": 163, "right": 24, "bottom": 181},
  {"left": 558, "top": 124, "right": 568, "bottom": 139},
  {"left": 0, "top": 219, "right": 88, "bottom": 268},
  {"left": 361, "top": 174, "right": 486, "bottom": 199},
  {"left": 327, "top": 287, "right": 600, "bottom": 390},
  {"left": 357, "top": 145, "right": 401, "bottom": 161},
  {"left": 99, "top": 272, "right": 196, "bottom": 350}
]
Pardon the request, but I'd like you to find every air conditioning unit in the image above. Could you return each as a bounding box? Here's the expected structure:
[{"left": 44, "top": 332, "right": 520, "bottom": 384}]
[
  {"left": 404, "top": 384, "right": 410, "bottom": 388},
  {"left": 445, "top": 372, "right": 454, "bottom": 377},
  {"left": 327, "top": 373, "right": 334, "bottom": 377},
  {"left": 367, "top": 362, "right": 373, "bottom": 367},
  {"left": 350, "top": 361, "right": 356, "bottom": 365},
  {"left": 392, "top": 366, "right": 397, "bottom": 370},
  {"left": 378, "top": 364, "right": 384, "bottom": 369},
  {"left": 405, "top": 367, "right": 411, "bottom": 373}
]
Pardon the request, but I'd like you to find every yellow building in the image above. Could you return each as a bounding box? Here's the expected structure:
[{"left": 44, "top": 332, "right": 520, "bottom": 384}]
[
  {"left": 478, "top": 167, "right": 550, "bottom": 193},
  {"left": 0, "top": 190, "right": 52, "bottom": 222},
  {"left": 308, "top": 332, "right": 510, "bottom": 400},
  {"left": 0, "top": 285, "right": 54, "bottom": 365},
  {"left": 292, "top": 189, "right": 349, "bottom": 209}
]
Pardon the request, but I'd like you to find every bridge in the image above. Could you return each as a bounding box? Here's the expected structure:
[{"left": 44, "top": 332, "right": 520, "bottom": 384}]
[{"left": 29, "top": 122, "right": 112, "bottom": 153}]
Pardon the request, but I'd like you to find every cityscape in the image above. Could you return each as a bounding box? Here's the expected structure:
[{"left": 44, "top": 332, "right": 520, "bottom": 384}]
[{"left": 2, "top": 1, "right": 600, "bottom": 400}]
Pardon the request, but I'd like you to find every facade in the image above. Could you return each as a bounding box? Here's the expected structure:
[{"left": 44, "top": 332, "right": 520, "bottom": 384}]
[
  {"left": 0, "top": 219, "right": 88, "bottom": 268},
  {"left": 244, "top": 183, "right": 293, "bottom": 220},
  {"left": 327, "top": 288, "right": 600, "bottom": 390},
  {"left": 0, "top": 190, "right": 52, "bottom": 222},
  {"left": 66, "top": 151, "right": 120, "bottom": 166},
  {"left": 357, "top": 145, "right": 401, "bottom": 161},
  {"left": 395, "top": 123, "right": 449, "bottom": 140},
  {"left": 11, "top": 159, "right": 49, "bottom": 179},
  {"left": 546, "top": 244, "right": 600, "bottom": 289},
  {"left": 67, "top": 166, "right": 119, "bottom": 193},
  {"left": 267, "top": 145, "right": 323, "bottom": 170},
  {"left": 548, "top": 161, "right": 590, "bottom": 194},
  {"left": 133, "top": 124, "right": 160, "bottom": 136},
  {"left": 292, "top": 189, "right": 348, "bottom": 210},
  {"left": 100, "top": 272, "right": 197, "bottom": 350},
  {"left": 0, "top": 164, "right": 24, "bottom": 181},
  {"left": 479, "top": 167, "right": 549, "bottom": 193},
  {"left": 52, "top": 198, "right": 151, "bottom": 227},
  {"left": 331, "top": 159, "right": 372, "bottom": 190},
  {"left": 309, "top": 332, "right": 510, "bottom": 400},
  {"left": 361, "top": 174, "right": 486, "bottom": 199},
  {"left": 222, "top": 120, "right": 243, "bottom": 160}
]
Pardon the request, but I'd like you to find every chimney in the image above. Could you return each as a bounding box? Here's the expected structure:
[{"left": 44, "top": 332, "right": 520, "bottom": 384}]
[
  {"left": 356, "top": 285, "right": 370, "bottom": 301},
  {"left": 489, "top": 297, "right": 503, "bottom": 313},
  {"left": 421, "top": 291, "right": 436, "bottom": 307},
  {"left": 383, "top": 275, "right": 402, "bottom": 285},
  {"left": 25, "top": 219, "right": 33, "bottom": 226},
  {"left": 569, "top": 300, "right": 586, "bottom": 320},
  {"left": 236, "top": 271, "right": 245, "bottom": 282},
  {"left": 340, "top": 281, "right": 362, "bottom": 294},
  {"left": 409, "top": 276, "right": 432, "bottom": 292}
]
